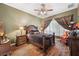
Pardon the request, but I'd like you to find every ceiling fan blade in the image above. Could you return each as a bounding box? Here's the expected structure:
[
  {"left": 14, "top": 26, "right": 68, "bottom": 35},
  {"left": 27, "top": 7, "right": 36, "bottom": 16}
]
[
  {"left": 34, "top": 9, "right": 40, "bottom": 11},
  {"left": 47, "top": 9, "right": 53, "bottom": 11}
]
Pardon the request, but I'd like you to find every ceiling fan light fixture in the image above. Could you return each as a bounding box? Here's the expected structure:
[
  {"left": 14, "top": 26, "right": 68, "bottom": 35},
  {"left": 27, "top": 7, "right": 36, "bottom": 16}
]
[
  {"left": 40, "top": 11, "right": 46, "bottom": 15},
  {"left": 34, "top": 4, "right": 53, "bottom": 16}
]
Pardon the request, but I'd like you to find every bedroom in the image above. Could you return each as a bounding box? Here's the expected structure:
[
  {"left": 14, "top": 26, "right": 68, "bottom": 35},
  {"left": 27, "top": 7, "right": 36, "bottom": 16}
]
[{"left": 0, "top": 3, "right": 79, "bottom": 56}]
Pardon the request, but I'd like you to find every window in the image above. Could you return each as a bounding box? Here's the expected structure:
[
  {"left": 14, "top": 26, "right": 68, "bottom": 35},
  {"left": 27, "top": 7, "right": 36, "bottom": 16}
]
[{"left": 44, "top": 18, "right": 68, "bottom": 36}]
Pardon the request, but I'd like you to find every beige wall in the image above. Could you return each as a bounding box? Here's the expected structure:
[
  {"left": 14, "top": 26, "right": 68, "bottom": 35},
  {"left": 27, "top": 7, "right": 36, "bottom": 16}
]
[
  {"left": 0, "top": 3, "right": 77, "bottom": 34},
  {"left": 0, "top": 3, "right": 42, "bottom": 34}
]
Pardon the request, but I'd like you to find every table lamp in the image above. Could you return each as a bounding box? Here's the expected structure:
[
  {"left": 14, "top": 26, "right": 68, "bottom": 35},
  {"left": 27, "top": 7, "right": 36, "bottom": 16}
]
[{"left": 19, "top": 26, "right": 24, "bottom": 35}]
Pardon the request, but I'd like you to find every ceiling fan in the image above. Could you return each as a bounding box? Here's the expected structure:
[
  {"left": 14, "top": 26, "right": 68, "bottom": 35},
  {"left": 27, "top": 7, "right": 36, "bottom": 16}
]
[{"left": 34, "top": 4, "right": 53, "bottom": 15}]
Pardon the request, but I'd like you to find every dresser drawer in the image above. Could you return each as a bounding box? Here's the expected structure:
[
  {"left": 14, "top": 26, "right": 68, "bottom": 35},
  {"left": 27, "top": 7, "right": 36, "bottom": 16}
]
[{"left": 16, "top": 35, "right": 27, "bottom": 46}]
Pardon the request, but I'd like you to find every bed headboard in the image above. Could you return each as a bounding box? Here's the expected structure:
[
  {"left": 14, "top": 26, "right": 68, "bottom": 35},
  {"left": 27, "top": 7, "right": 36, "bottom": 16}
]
[{"left": 26, "top": 25, "right": 39, "bottom": 34}]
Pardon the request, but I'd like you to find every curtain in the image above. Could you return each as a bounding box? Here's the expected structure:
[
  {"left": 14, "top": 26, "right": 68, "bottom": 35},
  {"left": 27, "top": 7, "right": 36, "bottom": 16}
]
[
  {"left": 43, "top": 19, "right": 52, "bottom": 31},
  {"left": 44, "top": 19, "right": 69, "bottom": 36},
  {"left": 55, "top": 14, "right": 73, "bottom": 30}
]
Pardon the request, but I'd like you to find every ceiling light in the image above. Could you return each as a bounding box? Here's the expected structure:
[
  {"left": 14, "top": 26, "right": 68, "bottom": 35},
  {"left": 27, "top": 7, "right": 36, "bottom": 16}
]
[
  {"left": 34, "top": 4, "right": 53, "bottom": 16},
  {"left": 40, "top": 11, "right": 46, "bottom": 15}
]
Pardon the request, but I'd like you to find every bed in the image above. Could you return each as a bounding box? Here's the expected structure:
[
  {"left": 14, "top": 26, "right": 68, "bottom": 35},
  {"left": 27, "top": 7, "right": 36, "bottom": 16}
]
[{"left": 26, "top": 25, "right": 55, "bottom": 51}]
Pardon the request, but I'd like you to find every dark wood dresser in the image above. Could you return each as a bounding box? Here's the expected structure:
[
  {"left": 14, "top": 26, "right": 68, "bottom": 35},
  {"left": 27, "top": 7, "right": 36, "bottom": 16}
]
[
  {"left": 0, "top": 40, "right": 11, "bottom": 56},
  {"left": 67, "top": 36, "right": 79, "bottom": 56},
  {"left": 16, "top": 35, "right": 27, "bottom": 46}
]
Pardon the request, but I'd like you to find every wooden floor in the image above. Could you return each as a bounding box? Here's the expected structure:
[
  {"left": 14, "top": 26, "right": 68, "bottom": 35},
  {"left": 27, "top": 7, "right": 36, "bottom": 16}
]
[
  {"left": 11, "top": 39, "right": 70, "bottom": 56},
  {"left": 11, "top": 44, "right": 44, "bottom": 56}
]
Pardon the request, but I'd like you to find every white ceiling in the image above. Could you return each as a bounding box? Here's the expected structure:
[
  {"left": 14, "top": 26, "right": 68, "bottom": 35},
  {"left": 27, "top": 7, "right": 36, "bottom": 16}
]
[{"left": 4, "top": 3, "right": 78, "bottom": 19}]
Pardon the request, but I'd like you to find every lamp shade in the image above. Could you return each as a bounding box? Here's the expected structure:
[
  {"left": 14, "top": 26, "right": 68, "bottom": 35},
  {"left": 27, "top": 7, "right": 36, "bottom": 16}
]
[{"left": 19, "top": 27, "right": 24, "bottom": 30}]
